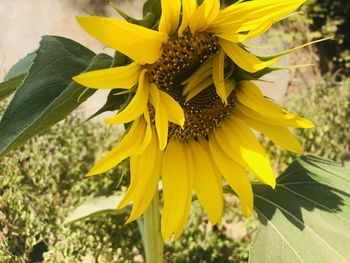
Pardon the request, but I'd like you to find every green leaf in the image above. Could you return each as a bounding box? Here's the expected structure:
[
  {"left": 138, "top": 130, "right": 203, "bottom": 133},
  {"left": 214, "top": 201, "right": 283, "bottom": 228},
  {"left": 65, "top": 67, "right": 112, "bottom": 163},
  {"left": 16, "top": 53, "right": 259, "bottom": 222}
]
[
  {"left": 4, "top": 52, "right": 36, "bottom": 81},
  {"left": 0, "top": 52, "right": 37, "bottom": 101},
  {"left": 0, "top": 36, "right": 112, "bottom": 156},
  {"left": 249, "top": 155, "right": 350, "bottom": 263},
  {"left": 0, "top": 74, "right": 26, "bottom": 102},
  {"left": 64, "top": 195, "right": 128, "bottom": 225}
]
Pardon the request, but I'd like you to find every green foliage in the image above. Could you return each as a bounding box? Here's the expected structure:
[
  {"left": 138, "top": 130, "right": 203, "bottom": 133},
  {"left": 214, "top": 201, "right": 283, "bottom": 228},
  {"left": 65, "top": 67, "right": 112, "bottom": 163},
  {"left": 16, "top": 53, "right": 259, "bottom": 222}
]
[
  {"left": 0, "top": 74, "right": 26, "bottom": 102},
  {"left": 4, "top": 52, "right": 35, "bottom": 81},
  {"left": 0, "top": 110, "right": 141, "bottom": 262},
  {"left": 305, "top": 0, "right": 350, "bottom": 75},
  {"left": 0, "top": 102, "right": 252, "bottom": 262},
  {"left": 0, "top": 52, "right": 36, "bottom": 102},
  {"left": 0, "top": 36, "right": 113, "bottom": 157},
  {"left": 250, "top": 155, "right": 350, "bottom": 262},
  {"left": 289, "top": 78, "right": 350, "bottom": 162}
]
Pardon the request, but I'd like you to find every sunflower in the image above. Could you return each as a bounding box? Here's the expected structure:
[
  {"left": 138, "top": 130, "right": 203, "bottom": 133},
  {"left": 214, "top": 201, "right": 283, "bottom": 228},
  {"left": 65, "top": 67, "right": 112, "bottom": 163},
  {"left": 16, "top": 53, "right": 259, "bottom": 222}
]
[{"left": 73, "top": 0, "right": 314, "bottom": 240}]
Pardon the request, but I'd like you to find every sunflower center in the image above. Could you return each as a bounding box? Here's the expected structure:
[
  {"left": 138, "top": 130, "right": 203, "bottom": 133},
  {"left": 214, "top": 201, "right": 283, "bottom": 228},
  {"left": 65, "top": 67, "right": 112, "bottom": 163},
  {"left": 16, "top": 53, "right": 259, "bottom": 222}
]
[{"left": 149, "top": 32, "right": 235, "bottom": 142}]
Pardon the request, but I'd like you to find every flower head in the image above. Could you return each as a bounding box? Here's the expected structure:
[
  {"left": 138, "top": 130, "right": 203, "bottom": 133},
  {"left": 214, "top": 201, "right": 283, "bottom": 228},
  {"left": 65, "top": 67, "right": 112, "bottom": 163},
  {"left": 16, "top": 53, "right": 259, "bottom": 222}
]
[{"left": 73, "top": 0, "right": 313, "bottom": 240}]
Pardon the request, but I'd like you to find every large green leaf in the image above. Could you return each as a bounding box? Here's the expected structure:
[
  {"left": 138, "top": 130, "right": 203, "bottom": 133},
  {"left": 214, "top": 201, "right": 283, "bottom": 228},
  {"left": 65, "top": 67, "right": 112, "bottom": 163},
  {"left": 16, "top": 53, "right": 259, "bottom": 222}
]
[
  {"left": 0, "top": 52, "right": 36, "bottom": 101},
  {"left": 249, "top": 155, "right": 350, "bottom": 263},
  {"left": 64, "top": 195, "right": 128, "bottom": 225},
  {"left": 4, "top": 52, "right": 36, "bottom": 81},
  {"left": 0, "top": 74, "right": 26, "bottom": 102},
  {"left": 0, "top": 36, "right": 112, "bottom": 156}
]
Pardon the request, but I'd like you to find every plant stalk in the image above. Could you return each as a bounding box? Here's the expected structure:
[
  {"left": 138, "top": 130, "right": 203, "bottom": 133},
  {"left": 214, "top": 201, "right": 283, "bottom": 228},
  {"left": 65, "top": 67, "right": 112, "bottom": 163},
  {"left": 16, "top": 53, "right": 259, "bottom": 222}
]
[{"left": 143, "top": 190, "right": 164, "bottom": 263}]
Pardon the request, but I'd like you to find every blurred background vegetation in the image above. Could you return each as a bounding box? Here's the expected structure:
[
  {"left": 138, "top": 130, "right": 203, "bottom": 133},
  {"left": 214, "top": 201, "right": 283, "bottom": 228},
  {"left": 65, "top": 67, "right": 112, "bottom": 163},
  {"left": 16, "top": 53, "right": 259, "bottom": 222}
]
[{"left": 1, "top": 0, "right": 349, "bottom": 262}]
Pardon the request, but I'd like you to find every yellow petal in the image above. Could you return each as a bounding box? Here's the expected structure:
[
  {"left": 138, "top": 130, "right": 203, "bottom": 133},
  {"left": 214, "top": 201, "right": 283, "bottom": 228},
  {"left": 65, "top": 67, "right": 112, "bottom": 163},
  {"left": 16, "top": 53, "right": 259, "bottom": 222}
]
[
  {"left": 149, "top": 83, "right": 160, "bottom": 107},
  {"left": 173, "top": 145, "right": 194, "bottom": 240},
  {"left": 217, "top": 17, "right": 274, "bottom": 44},
  {"left": 161, "top": 140, "right": 193, "bottom": 240},
  {"left": 236, "top": 81, "right": 315, "bottom": 128},
  {"left": 189, "top": 0, "right": 220, "bottom": 33},
  {"left": 73, "top": 62, "right": 142, "bottom": 89},
  {"left": 190, "top": 140, "right": 223, "bottom": 225},
  {"left": 183, "top": 58, "right": 213, "bottom": 94},
  {"left": 182, "top": 56, "right": 213, "bottom": 85},
  {"left": 215, "top": 117, "right": 276, "bottom": 188},
  {"left": 215, "top": 33, "right": 246, "bottom": 43},
  {"left": 224, "top": 79, "right": 236, "bottom": 98},
  {"left": 247, "top": 18, "right": 274, "bottom": 39},
  {"left": 150, "top": 85, "right": 184, "bottom": 149},
  {"left": 209, "top": 137, "right": 253, "bottom": 217},
  {"left": 118, "top": 132, "right": 162, "bottom": 222},
  {"left": 160, "top": 90, "right": 185, "bottom": 127},
  {"left": 219, "top": 40, "right": 279, "bottom": 73},
  {"left": 179, "top": 0, "right": 197, "bottom": 36},
  {"left": 213, "top": 49, "right": 227, "bottom": 103},
  {"left": 185, "top": 76, "right": 213, "bottom": 102},
  {"left": 226, "top": 116, "right": 276, "bottom": 187},
  {"left": 76, "top": 16, "right": 166, "bottom": 64},
  {"left": 136, "top": 109, "right": 153, "bottom": 154},
  {"left": 87, "top": 117, "right": 147, "bottom": 176},
  {"left": 106, "top": 69, "right": 149, "bottom": 124},
  {"left": 149, "top": 84, "right": 168, "bottom": 150},
  {"left": 236, "top": 102, "right": 315, "bottom": 129},
  {"left": 155, "top": 102, "right": 169, "bottom": 151},
  {"left": 235, "top": 111, "right": 303, "bottom": 154},
  {"left": 209, "top": 0, "right": 307, "bottom": 34},
  {"left": 159, "top": 0, "right": 181, "bottom": 36}
]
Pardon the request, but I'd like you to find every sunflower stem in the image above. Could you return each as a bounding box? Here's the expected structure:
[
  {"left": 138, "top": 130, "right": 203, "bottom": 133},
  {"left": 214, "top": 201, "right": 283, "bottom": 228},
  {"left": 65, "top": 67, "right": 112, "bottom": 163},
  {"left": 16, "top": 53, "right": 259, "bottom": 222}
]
[{"left": 143, "top": 190, "right": 164, "bottom": 263}]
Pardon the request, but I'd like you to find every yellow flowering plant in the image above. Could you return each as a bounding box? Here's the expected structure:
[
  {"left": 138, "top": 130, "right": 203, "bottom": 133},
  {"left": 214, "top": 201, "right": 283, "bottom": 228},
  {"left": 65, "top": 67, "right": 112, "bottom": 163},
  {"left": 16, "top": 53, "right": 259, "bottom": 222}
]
[{"left": 0, "top": 0, "right": 349, "bottom": 262}]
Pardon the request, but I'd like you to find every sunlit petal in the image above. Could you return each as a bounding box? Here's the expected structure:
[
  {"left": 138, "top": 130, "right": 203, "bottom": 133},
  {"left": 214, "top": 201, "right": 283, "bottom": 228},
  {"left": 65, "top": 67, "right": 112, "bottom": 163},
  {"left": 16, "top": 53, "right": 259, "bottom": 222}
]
[
  {"left": 179, "top": 0, "right": 197, "bottom": 36},
  {"left": 77, "top": 16, "right": 166, "bottom": 64},
  {"left": 219, "top": 39, "right": 279, "bottom": 73},
  {"left": 106, "top": 69, "right": 149, "bottom": 124},
  {"left": 73, "top": 62, "right": 142, "bottom": 89},
  {"left": 209, "top": 0, "right": 307, "bottom": 34},
  {"left": 189, "top": 0, "right": 220, "bottom": 33},
  {"left": 159, "top": 0, "right": 181, "bottom": 36},
  {"left": 236, "top": 81, "right": 315, "bottom": 128},
  {"left": 209, "top": 136, "right": 253, "bottom": 217},
  {"left": 87, "top": 117, "right": 148, "bottom": 176},
  {"left": 118, "top": 133, "right": 162, "bottom": 223},
  {"left": 190, "top": 140, "right": 223, "bottom": 224},
  {"left": 162, "top": 140, "right": 193, "bottom": 240}
]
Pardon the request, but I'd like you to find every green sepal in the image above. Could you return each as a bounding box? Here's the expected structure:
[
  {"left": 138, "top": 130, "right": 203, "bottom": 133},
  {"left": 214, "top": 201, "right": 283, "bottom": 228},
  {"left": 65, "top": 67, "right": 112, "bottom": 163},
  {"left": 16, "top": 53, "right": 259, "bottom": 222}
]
[
  {"left": 143, "top": 0, "right": 161, "bottom": 24},
  {"left": 86, "top": 89, "right": 128, "bottom": 122},
  {"left": 0, "top": 36, "right": 112, "bottom": 157},
  {"left": 108, "top": 0, "right": 156, "bottom": 29},
  {"left": 234, "top": 65, "right": 281, "bottom": 81},
  {"left": 112, "top": 51, "right": 129, "bottom": 67}
]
